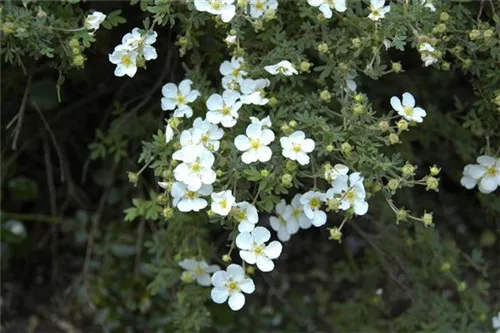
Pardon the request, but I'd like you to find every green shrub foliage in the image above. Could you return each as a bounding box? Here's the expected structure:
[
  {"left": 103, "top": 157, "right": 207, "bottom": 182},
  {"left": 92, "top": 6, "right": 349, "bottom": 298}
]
[{"left": 1, "top": 0, "right": 499, "bottom": 332}]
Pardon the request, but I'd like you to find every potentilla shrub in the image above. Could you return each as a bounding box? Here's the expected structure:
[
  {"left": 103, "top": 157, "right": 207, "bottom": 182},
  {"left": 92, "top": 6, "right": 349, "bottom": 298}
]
[{"left": 2, "top": 0, "right": 499, "bottom": 332}]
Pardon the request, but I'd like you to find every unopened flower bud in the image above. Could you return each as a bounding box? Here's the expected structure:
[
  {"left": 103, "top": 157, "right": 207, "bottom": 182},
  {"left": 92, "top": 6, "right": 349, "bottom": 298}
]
[
  {"left": 280, "top": 124, "right": 292, "bottom": 135},
  {"left": 180, "top": 271, "right": 194, "bottom": 283},
  {"left": 72, "top": 47, "right": 80, "bottom": 55},
  {"left": 391, "top": 62, "right": 403, "bottom": 73},
  {"left": 422, "top": 212, "right": 433, "bottom": 227},
  {"left": 216, "top": 169, "right": 224, "bottom": 177},
  {"left": 440, "top": 12, "right": 449, "bottom": 21},
  {"left": 316, "top": 42, "right": 329, "bottom": 54},
  {"left": 128, "top": 172, "right": 138, "bottom": 184},
  {"left": 281, "top": 174, "right": 293, "bottom": 187},
  {"left": 245, "top": 266, "right": 255, "bottom": 274},
  {"left": 483, "top": 29, "right": 494, "bottom": 40},
  {"left": 299, "top": 61, "right": 311, "bottom": 72},
  {"left": 168, "top": 117, "right": 182, "bottom": 129},
  {"left": 469, "top": 29, "right": 481, "bottom": 40},
  {"left": 440, "top": 262, "right": 451, "bottom": 272},
  {"left": 69, "top": 38, "right": 80, "bottom": 48},
  {"left": 429, "top": 165, "right": 441, "bottom": 176},
  {"left": 457, "top": 281, "right": 467, "bottom": 292},
  {"left": 72, "top": 54, "right": 85, "bottom": 67},
  {"left": 341, "top": 142, "right": 353, "bottom": 156},
  {"left": 387, "top": 179, "right": 400, "bottom": 192},
  {"left": 260, "top": 169, "right": 269, "bottom": 178},
  {"left": 207, "top": 209, "right": 216, "bottom": 218},
  {"left": 269, "top": 96, "right": 278, "bottom": 106},
  {"left": 388, "top": 133, "right": 400, "bottom": 145},
  {"left": 326, "top": 144, "right": 334, "bottom": 152},
  {"left": 156, "top": 194, "right": 168, "bottom": 205},
  {"left": 353, "top": 103, "right": 365, "bottom": 116},
  {"left": 378, "top": 120, "right": 390, "bottom": 132},
  {"left": 285, "top": 160, "right": 297, "bottom": 172},
  {"left": 253, "top": 19, "right": 264, "bottom": 31},
  {"left": 222, "top": 254, "right": 232, "bottom": 263},
  {"left": 289, "top": 120, "right": 297, "bottom": 128},
  {"left": 354, "top": 94, "right": 365, "bottom": 103},
  {"left": 401, "top": 163, "right": 415, "bottom": 178},
  {"left": 397, "top": 119, "right": 409, "bottom": 132},
  {"left": 328, "top": 227, "right": 342, "bottom": 242},
  {"left": 351, "top": 38, "right": 361, "bottom": 48},
  {"left": 425, "top": 176, "right": 439, "bottom": 191},
  {"left": 162, "top": 169, "right": 172, "bottom": 179},
  {"left": 320, "top": 90, "right": 331, "bottom": 102},
  {"left": 396, "top": 209, "right": 408, "bottom": 223},
  {"left": 162, "top": 207, "right": 174, "bottom": 220},
  {"left": 441, "top": 62, "right": 451, "bottom": 71}
]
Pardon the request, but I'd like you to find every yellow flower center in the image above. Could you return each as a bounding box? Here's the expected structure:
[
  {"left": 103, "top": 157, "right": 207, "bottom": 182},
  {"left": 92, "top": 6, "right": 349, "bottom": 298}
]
[
  {"left": 176, "top": 95, "right": 186, "bottom": 104},
  {"left": 345, "top": 190, "right": 355, "bottom": 201},
  {"left": 187, "top": 191, "right": 196, "bottom": 199},
  {"left": 292, "top": 144, "right": 302, "bottom": 153},
  {"left": 121, "top": 55, "right": 132, "bottom": 66},
  {"left": 201, "top": 135, "right": 209, "bottom": 143},
  {"left": 487, "top": 166, "right": 497, "bottom": 176},
  {"left": 194, "top": 266, "right": 204, "bottom": 276},
  {"left": 254, "top": 244, "right": 265, "bottom": 255},
  {"left": 292, "top": 208, "right": 301, "bottom": 217},
  {"left": 371, "top": 8, "right": 380, "bottom": 16},
  {"left": 191, "top": 162, "right": 201, "bottom": 172},
  {"left": 404, "top": 106, "right": 413, "bottom": 116},
  {"left": 310, "top": 197, "right": 321, "bottom": 209},
  {"left": 220, "top": 199, "right": 227, "bottom": 209},
  {"left": 232, "top": 69, "right": 240, "bottom": 77},
  {"left": 222, "top": 106, "right": 231, "bottom": 115},
  {"left": 255, "top": 1, "right": 264, "bottom": 10},
  {"left": 227, "top": 281, "right": 239, "bottom": 291},
  {"left": 238, "top": 211, "right": 247, "bottom": 221},
  {"left": 250, "top": 138, "right": 261, "bottom": 149},
  {"left": 212, "top": 0, "right": 222, "bottom": 10}
]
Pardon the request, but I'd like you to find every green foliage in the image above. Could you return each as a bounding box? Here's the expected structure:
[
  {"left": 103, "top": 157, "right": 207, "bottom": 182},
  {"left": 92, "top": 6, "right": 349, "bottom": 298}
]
[{"left": 1, "top": 1, "right": 499, "bottom": 333}]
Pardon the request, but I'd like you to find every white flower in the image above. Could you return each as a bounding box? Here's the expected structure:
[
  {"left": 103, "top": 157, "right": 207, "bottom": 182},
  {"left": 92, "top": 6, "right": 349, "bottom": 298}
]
[
  {"left": 165, "top": 124, "right": 174, "bottom": 143},
  {"left": 120, "top": 28, "right": 158, "bottom": 60},
  {"left": 161, "top": 79, "right": 201, "bottom": 118},
  {"left": 236, "top": 226, "right": 282, "bottom": 272},
  {"left": 345, "top": 72, "right": 357, "bottom": 92},
  {"left": 390, "top": 92, "right": 427, "bottom": 123},
  {"left": 285, "top": 194, "right": 311, "bottom": 230},
  {"left": 225, "top": 34, "right": 237, "bottom": 45},
  {"left": 85, "top": 11, "right": 106, "bottom": 31},
  {"left": 270, "top": 199, "right": 299, "bottom": 241},
  {"left": 206, "top": 90, "right": 242, "bottom": 128},
  {"left": 172, "top": 129, "right": 205, "bottom": 160},
  {"left": 460, "top": 156, "right": 500, "bottom": 194},
  {"left": 220, "top": 57, "right": 247, "bottom": 85},
  {"left": 211, "top": 190, "right": 236, "bottom": 216},
  {"left": 328, "top": 172, "right": 369, "bottom": 216},
  {"left": 419, "top": 43, "right": 438, "bottom": 67},
  {"left": 246, "top": 0, "right": 278, "bottom": 19},
  {"left": 233, "top": 201, "right": 259, "bottom": 232},
  {"left": 324, "top": 163, "right": 349, "bottom": 182},
  {"left": 264, "top": 60, "right": 298, "bottom": 76},
  {"left": 234, "top": 123, "right": 275, "bottom": 164},
  {"left": 421, "top": 0, "right": 436, "bottom": 12},
  {"left": 280, "top": 131, "right": 315, "bottom": 165},
  {"left": 250, "top": 115, "right": 272, "bottom": 129},
  {"left": 108, "top": 48, "right": 138, "bottom": 78},
  {"left": 179, "top": 259, "right": 220, "bottom": 286},
  {"left": 368, "top": 0, "right": 390, "bottom": 21},
  {"left": 194, "top": 0, "right": 236, "bottom": 23},
  {"left": 493, "top": 311, "right": 500, "bottom": 333},
  {"left": 174, "top": 146, "right": 216, "bottom": 191},
  {"left": 300, "top": 191, "right": 327, "bottom": 227},
  {"left": 171, "top": 182, "right": 213, "bottom": 212},
  {"left": 193, "top": 117, "right": 224, "bottom": 151},
  {"left": 240, "top": 78, "right": 270, "bottom": 105},
  {"left": 211, "top": 264, "right": 255, "bottom": 311},
  {"left": 307, "top": 0, "right": 346, "bottom": 18}
]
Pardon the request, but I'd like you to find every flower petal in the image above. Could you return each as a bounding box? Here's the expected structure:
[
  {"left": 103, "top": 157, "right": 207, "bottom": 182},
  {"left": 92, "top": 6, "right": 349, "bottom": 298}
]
[
  {"left": 228, "top": 292, "right": 245, "bottom": 311},
  {"left": 264, "top": 241, "right": 282, "bottom": 259},
  {"left": 251, "top": 226, "right": 271, "bottom": 243},
  {"left": 226, "top": 264, "right": 245, "bottom": 281},
  {"left": 211, "top": 271, "right": 229, "bottom": 287},
  {"left": 211, "top": 287, "right": 229, "bottom": 304},
  {"left": 256, "top": 256, "right": 275, "bottom": 272}
]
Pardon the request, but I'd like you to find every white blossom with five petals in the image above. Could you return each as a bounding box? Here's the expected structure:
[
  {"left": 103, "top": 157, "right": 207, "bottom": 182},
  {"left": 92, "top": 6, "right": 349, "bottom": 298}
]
[
  {"left": 270, "top": 199, "right": 299, "bottom": 241},
  {"left": 328, "top": 172, "right": 369, "bottom": 216},
  {"left": 206, "top": 90, "right": 242, "bottom": 128},
  {"left": 179, "top": 259, "right": 220, "bottom": 286},
  {"left": 307, "top": 0, "right": 346, "bottom": 18},
  {"left": 280, "top": 131, "right": 315, "bottom": 165},
  {"left": 233, "top": 201, "right": 259, "bottom": 232},
  {"left": 211, "top": 190, "right": 236, "bottom": 216},
  {"left": 161, "top": 79, "right": 201, "bottom": 118},
  {"left": 211, "top": 264, "right": 255, "bottom": 311},
  {"left": 264, "top": 61, "right": 298, "bottom": 76},
  {"left": 234, "top": 122, "right": 275, "bottom": 164},
  {"left": 170, "top": 182, "right": 213, "bottom": 212},
  {"left": 300, "top": 191, "right": 327, "bottom": 227},
  {"left": 390, "top": 92, "right": 427, "bottom": 123},
  {"left": 236, "top": 226, "right": 283, "bottom": 272},
  {"left": 460, "top": 156, "right": 500, "bottom": 194},
  {"left": 368, "top": 0, "right": 391, "bottom": 21}
]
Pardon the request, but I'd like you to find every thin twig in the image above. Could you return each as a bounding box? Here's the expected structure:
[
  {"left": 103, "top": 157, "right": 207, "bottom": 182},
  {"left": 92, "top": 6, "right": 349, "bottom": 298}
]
[
  {"left": 0, "top": 212, "right": 62, "bottom": 224},
  {"left": 33, "top": 102, "right": 66, "bottom": 182},
  {"left": 9, "top": 74, "right": 32, "bottom": 150},
  {"left": 44, "top": 138, "right": 59, "bottom": 288},
  {"left": 134, "top": 219, "right": 145, "bottom": 280}
]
